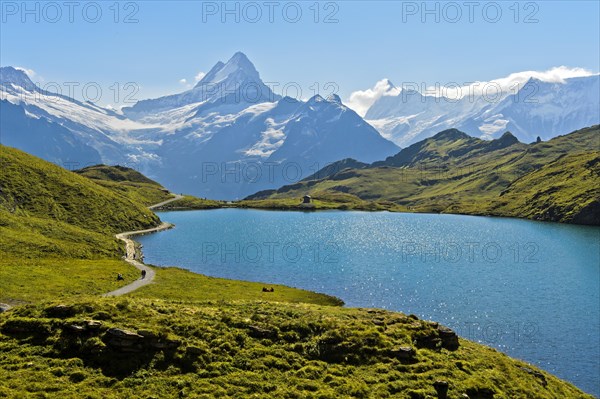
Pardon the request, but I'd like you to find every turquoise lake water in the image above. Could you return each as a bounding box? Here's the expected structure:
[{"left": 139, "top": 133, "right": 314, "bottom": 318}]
[{"left": 138, "top": 209, "right": 600, "bottom": 395}]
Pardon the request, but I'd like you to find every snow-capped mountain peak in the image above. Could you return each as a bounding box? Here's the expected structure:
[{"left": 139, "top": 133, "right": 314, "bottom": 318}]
[
  {"left": 194, "top": 61, "right": 225, "bottom": 88},
  {"left": 0, "top": 66, "right": 36, "bottom": 91},
  {"left": 306, "top": 93, "right": 346, "bottom": 108},
  {"left": 326, "top": 93, "right": 343, "bottom": 104},
  {"left": 124, "top": 52, "right": 279, "bottom": 118},
  {"left": 308, "top": 94, "right": 326, "bottom": 104},
  {"left": 195, "top": 51, "right": 261, "bottom": 87},
  {"left": 0, "top": 63, "right": 164, "bottom": 168},
  {"left": 303, "top": 94, "right": 349, "bottom": 116}
]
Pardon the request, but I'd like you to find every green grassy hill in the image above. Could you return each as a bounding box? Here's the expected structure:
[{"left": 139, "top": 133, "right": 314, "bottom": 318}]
[
  {"left": 244, "top": 126, "right": 600, "bottom": 225},
  {"left": 0, "top": 298, "right": 593, "bottom": 398},
  {"left": 75, "top": 164, "right": 224, "bottom": 210},
  {"left": 478, "top": 152, "right": 600, "bottom": 224},
  {"left": 0, "top": 147, "right": 160, "bottom": 234},
  {"left": 74, "top": 164, "right": 161, "bottom": 185},
  {"left": 0, "top": 146, "right": 159, "bottom": 302},
  {"left": 0, "top": 146, "right": 162, "bottom": 280},
  {"left": 75, "top": 164, "right": 174, "bottom": 207}
]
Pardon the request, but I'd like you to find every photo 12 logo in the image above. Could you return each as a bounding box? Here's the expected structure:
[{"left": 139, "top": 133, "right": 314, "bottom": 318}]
[
  {"left": 190, "top": 80, "right": 339, "bottom": 104},
  {"left": 201, "top": 241, "right": 340, "bottom": 264},
  {"left": 397, "top": 80, "right": 539, "bottom": 104},
  {"left": 401, "top": 1, "right": 540, "bottom": 24},
  {"left": 200, "top": 1, "right": 340, "bottom": 23},
  {"left": 457, "top": 320, "right": 541, "bottom": 345},
  {"left": 1, "top": 1, "right": 140, "bottom": 24},
  {"left": 399, "top": 241, "right": 540, "bottom": 264},
  {"left": 2, "top": 80, "right": 140, "bottom": 106},
  {"left": 200, "top": 160, "right": 332, "bottom": 185}
]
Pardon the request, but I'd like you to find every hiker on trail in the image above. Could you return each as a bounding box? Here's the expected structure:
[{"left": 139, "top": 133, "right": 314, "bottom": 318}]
[
  {"left": 117, "top": 274, "right": 124, "bottom": 281},
  {"left": 141, "top": 270, "right": 147, "bottom": 279}
]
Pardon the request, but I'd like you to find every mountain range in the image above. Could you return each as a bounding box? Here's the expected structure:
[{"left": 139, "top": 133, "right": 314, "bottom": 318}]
[
  {"left": 120, "top": 53, "right": 398, "bottom": 199},
  {"left": 0, "top": 53, "right": 398, "bottom": 199},
  {"left": 1, "top": 53, "right": 598, "bottom": 199},
  {"left": 365, "top": 75, "right": 600, "bottom": 146}
]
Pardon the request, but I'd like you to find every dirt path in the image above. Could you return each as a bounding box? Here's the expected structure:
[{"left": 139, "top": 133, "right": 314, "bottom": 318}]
[
  {"left": 103, "top": 194, "right": 182, "bottom": 297},
  {"left": 149, "top": 194, "right": 184, "bottom": 210}
]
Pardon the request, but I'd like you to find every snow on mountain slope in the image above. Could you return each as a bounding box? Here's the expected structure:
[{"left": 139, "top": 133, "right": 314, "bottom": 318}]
[
  {"left": 269, "top": 94, "right": 398, "bottom": 165},
  {"left": 0, "top": 66, "right": 160, "bottom": 165},
  {"left": 152, "top": 93, "right": 399, "bottom": 200},
  {"left": 479, "top": 76, "right": 600, "bottom": 142},
  {"left": 120, "top": 53, "right": 399, "bottom": 199},
  {"left": 364, "top": 74, "right": 600, "bottom": 146},
  {"left": 0, "top": 99, "right": 102, "bottom": 165}
]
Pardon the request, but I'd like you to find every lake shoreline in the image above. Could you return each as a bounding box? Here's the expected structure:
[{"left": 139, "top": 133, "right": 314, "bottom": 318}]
[
  {"left": 137, "top": 208, "right": 600, "bottom": 395},
  {"left": 156, "top": 201, "right": 600, "bottom": 227}
]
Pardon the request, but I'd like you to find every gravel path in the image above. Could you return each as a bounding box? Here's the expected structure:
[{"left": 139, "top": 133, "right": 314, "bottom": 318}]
[
  {"left": 148, "top": 194, "right": 184, "bottom": 210},
  {"left": 103, "top": 194, "right": 183, "bottom": 297}
]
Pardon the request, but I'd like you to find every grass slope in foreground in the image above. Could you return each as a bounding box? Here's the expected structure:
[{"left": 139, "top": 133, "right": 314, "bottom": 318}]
[
  {"left": 244, "top": 126, "right": 600, "bottom": 225},
  {"left": 0, "top": 298, "right": 594, "bottom": 399}
]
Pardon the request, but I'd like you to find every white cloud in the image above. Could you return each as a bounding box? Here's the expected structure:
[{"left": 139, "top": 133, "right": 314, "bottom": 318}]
[
  {"left": 347, "top": 66, "right": 598, "bottom": 116},
  {"left": 15, "top": 66, "right": 41, "bottom": 81},
  {"left": 435, "top": 66, "right": 597, "bottom": 100},
  {"left": 498, "top": 66, "right": 594, "bottom": 84},
  {"left": 194, "top": 71, "right": 206, "bottom": 82},
  {"left": 177, "top": 72, "right": 206, "bottom": 89},
  {"left": 346, "top": 79, "right": 400, "bottom": 116}
]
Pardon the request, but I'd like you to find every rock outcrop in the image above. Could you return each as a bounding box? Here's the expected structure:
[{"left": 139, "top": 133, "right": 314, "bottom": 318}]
[
  {"left": 413, "top": 323, "right": 460, "bottom": 351},
  {"left": 102, "top": 328, "right": 180, "bottom": 353}
]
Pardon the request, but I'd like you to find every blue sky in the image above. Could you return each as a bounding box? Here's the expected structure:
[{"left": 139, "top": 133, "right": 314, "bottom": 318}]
[{"left": 1, "top": 1, "right": 599, "bottom": 108}]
